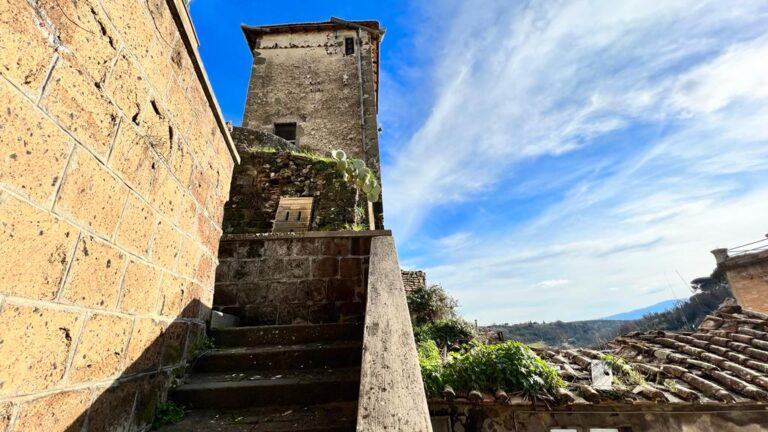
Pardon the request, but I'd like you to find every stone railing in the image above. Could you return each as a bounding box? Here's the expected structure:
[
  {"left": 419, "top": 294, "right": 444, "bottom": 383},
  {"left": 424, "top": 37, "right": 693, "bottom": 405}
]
[{"left": 357, "top": 236, "right": 433, "bottom": 431}]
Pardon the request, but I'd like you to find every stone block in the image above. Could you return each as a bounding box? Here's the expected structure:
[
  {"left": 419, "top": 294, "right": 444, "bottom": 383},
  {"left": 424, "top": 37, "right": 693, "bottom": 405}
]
[
  {"left": 178, "top": 194, "right": 199, "bottom": 234},
  {"left": 292, "top": 239, "right": 322, "bottom": 256},
  {"left": 339, "top": 301, "right": 365, "bottom": 323},
  {"left": 214, "top": 260, "right": 230, "bottom": 283},
  {"left": 88, "top": 383, "right": 138, "bottom": 432},
  {"left": 105, "top": 54, "right": 146, "bottom": 122},
  {"left": 181, "top": 283, "right": 203, "bottom": 319},
  {"left": 177, "top": 237, "right": 202, "bottom": 280},
  {"left": 229, "top": 260, "right": 259, "bottom": 283},
  {"left": 109, "top": 121, "right": 158, "bottom": 196},
  {"left": 125, "top": 318, "right": 165, "bottom": 374},
  {"left": 0, "top": 192, "right": 78, "bottom": 300},
  {"left": 218, "top": 241, "right": 237, "bottom": 259},
  {"left": 196, "top": 253, "right": 215, "bottom": 286},
  {"left": 55, "top": 148, "right": 127, "bottom": 237},
  {"left": 245, "top": 304, "right": 278, "bottom": 326},
  {"left": 184, "top": 322, "right": 206, "bottom": 359},
  {"left": 37, "top": 0, "right": 117, "bottom": 82},
  {"left": 211, "top": 310, "right": 240, "bottom": 329},
  {"left": 120, "top": 259, "right": 162, "bottom": 315},
  {"left": 146, "top": 0, "right": 177, "bottom": 48},
  {"left": 14, "top": 390, "right": 91, "bottom": 431},
  {"left": 169, "top": 38, "right": 194, "bottom": 93},
  {"left": 143, "top": 35, "right": 173, "bottom": 96},
  {"left": 0, "top": 304, "right": 82, "bottom": 396},
  {"left": 277, "top": 302, "right": 308, "bottom": 325},
  {"left": 115, "top": 193, "right": 157, "bottom": 257},
  {"left": 340, "top": 257, "right": 363, "bottom": 279},
  {"left": 150, "top": 164, "right": 183, "bottom": 223},
  {"left": 240, "top": 240, "right": 265, "bottom": 259},
  {"left": 133, "top": 371, "right": 169, "bottom": 430},
  {"left": 101, "top": 0, "right": 154, "bottom": 60},
  {"left": 160, "top": 273, "right": 187, "bottom": 317},
  {"left": 0, "top": 79, "right": 71, "bottom": 205},
  {"left": 284, "top": 257, "right": 311, "bottom": 279},
  {"left": 327, "top": 278, "right": 357, "bottom": 302},
  {"left": 264, "top": 239, "right": 291, "bottom": 256},
  {"left": 312, "top": 257, "right": 339, "bottom": 278},
  {"left": 294, "top": 279, "right": 327, "bottom": 303},
  {"left": 324, "top": 238, "right": 352, "bottom": 256},
  {"left": 151, "top": 219, "right": 181, "bottom": 270},
  {"left": 351, "top": 237, "right": 372, "bottom": 256},
  {"left": 0, "top": 0, "right": 55, "bottom": 93},
  {"left": 212, "top": 283, "right": 238, "bottom": 306},
  {"left": 308, "top": 302, "right": 339, "bottom": 324},
  {"left": 189, "top": 164, "right": 210, "bottom": 206},
  {"left": 240, "top": 282, "right": 274, "bottom": 305},
  {"left": 167, "top": 77, "right": 194, "bottom": 138},
  {"left": 61, "top": 235, "right": 126, "bottom": 309},
  {"left": 70, "top": 313, "right": 133, "bottom": 382},
  {"left": 0, "top": 401, "right": 11, "bottom": 431},
  {"left": 170, "top": 138, "right": 194, "bottom": 187},
  {"left": 161, "top": 320, "right": 189, "bottom": 366},
  {"left": 41, "top": 59, "right": 119, "bottom": 159}
]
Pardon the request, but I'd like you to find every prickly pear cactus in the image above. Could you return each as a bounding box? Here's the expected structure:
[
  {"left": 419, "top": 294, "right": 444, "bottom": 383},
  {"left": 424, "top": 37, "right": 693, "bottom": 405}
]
[{"left": 330, "top": 150, "right": 382, "bottom": 202}]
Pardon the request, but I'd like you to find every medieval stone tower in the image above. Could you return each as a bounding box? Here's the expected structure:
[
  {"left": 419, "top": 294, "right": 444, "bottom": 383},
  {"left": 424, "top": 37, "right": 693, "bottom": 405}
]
[
  {"left": 239, "top": 18, "right": 385, "bottom": 225},
  {"left": 241, "top": 19, "right": 383, "bottom": 172}
]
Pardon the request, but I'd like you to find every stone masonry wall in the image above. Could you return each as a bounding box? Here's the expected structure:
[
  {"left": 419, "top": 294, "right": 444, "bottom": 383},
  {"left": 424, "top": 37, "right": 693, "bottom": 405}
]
[
  {"left": 0, "top": 0, "right": 235, "bottom": 430},
  {"left": 214, "top": 233, "right": 376, "bottom": 326},
  {"left": 223, "top": 135, "right": 359, "bottom": 233},
  {"left": 402, "top": 270, "right": 427, "bottom": 293},
  {"left": 720, "top": 252, "right": 768, "bottom": 315},
  {"left": 241, "top": 29, "right": 381, "bottom": 174}
]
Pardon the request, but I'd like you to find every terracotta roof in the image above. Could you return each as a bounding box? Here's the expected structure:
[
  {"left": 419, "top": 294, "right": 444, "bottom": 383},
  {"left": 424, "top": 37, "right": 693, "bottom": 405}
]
[{"left": 440, "top": 301, "right": 768, "bottom": 407}]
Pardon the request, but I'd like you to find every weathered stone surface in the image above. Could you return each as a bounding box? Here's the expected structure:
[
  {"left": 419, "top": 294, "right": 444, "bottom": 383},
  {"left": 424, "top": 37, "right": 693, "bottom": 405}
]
[
  {"left": 120, "top": 259, "right": 162, "bottom": 314},
  {"left": 109, "top": 121, "right": 158, "bottom": 196},
  {"left": 62, "top": 235, "right": 126, "bottom": 309},
  {"left": 0, "top": 79, "right": 71, "bottom": 205},
  {"left": 126, "top": 318, "right": 165, "bottom": 374},
  {"left": 357, "top": 236, "right": 432, "bottom": 431},
  {"left": 177, "top": 237, "right": 202, "bottom": 280},
  {"left": 14, "top": 390, "right": 91, "bottom": 431},
  {"left": 143, "top": 35, "right": 174, "bottom": 96},
  {"left": 55, "top": 148, "right": 127, "bottom": 237},
  {"left": 150, "top": 165, "right": 183, "bottom": 222},
  {"left": 101, "top": 0, "right": 154, "bottom": 60},
  {"left": 196, "top": 253, "right": 214, "bottom": 286},
  {"left": 0, "top": 192, "right": 78, "bottom": 300},
  {"left": 161, "top": 321, "right": 189, "bottom": 366},
  {"left": 70, "top": 313, "right": 133, "bottom": 382},
  {"left": 105, "top": 53, "right": 146, "bottom": 122},
  {"left": 0, "top": 401, "right": 11, "bottom": 431},
  {"left": 160, "top": 273, "right": 188, "bottom": 317},
  {"left": 0, "top": 304, "right": 81, "bottom": 395},
  {"left": 116, "top": 194, "right": 157, "bottom": 257},
  {"left": 0, "top": 0, "right": 54, "bottom": 93},
  {"left": 88, "top": 383, "right": 138, "bottom": 432},
  {"left": 146, "top": 0, "right": 176, "bottom": 48},
  {"left": 41, "top": 59, "right": 119, "bottom": 158},
  {"left": 37, "top": 0, "right": 117, "bottom": 82},
  {"left": 152, "top": 219, "right": 181, "bottom": 270},
  {"left": 313, "top": 257, "right": 339, "bottom": 278}
]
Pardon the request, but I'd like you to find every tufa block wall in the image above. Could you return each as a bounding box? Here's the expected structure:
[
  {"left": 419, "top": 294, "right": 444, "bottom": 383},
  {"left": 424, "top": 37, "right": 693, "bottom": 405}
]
[
  {"left": 718, "top": 251, "right": 768, "bottom": 315},
  {"left": 0, "top": 0, "right": 236, "bottom": 430},
  {"left": 214, "top": 233, "right": 377, "bottom": 326}
]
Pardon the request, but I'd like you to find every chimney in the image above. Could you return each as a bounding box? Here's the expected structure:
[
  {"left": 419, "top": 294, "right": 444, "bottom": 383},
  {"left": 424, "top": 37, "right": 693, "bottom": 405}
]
[{"left": 711, "top": 248, "right": 729, "bottom": 265}]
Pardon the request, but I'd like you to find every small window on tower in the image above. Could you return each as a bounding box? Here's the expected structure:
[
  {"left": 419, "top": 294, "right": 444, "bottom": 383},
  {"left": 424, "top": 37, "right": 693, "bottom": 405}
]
[
  {"left": 274, "top": 123, "right": 297, "bottom": 145},
  {"left": 345, "top": 37, "right": 355, "bottom": 55}
]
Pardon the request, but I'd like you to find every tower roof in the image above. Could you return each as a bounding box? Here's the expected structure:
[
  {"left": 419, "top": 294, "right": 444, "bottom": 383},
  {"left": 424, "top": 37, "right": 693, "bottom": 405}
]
[{"left": 241, "top": 17, "right": 384, "bottom": 53}]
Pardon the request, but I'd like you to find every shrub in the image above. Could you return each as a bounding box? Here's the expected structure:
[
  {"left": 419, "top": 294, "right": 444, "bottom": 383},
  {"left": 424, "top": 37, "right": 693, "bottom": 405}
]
[
  {"left": 442, "top": 341, "right": 564, "bottom": 400},
  {"left": 417, "top": 340, "right": 444, "bottom": 397},
  {"left": 425, "top": 318, "right": 476, "bottom": 348},
  {"left": 601, "top": 354, "right": 645, "bottom": 386},
  {"left": 407, "top": 284, "right": 458, "bottom": 325},
  {"left": 152, "top": 401, "right": 185, "bottom": 429}
]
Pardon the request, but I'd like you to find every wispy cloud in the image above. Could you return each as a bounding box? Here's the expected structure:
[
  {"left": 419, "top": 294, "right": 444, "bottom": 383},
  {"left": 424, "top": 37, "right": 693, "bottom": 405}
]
[{"left": 381, "top": 0, "right": 768, "bottom": 323}]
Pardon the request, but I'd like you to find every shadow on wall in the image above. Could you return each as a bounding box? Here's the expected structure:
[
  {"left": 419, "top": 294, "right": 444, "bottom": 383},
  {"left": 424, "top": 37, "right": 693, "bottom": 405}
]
[{"left": 49, "top": 300, "right": 208, "bottom": 432}]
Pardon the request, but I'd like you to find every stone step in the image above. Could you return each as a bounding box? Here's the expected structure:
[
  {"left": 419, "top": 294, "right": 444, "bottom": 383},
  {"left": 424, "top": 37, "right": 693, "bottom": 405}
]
[
  {"left": 192, "top": 341, "right": 362, "bottom": 373},
  {"left": 210, "top": 323, "right": 364, "bottom": 347},
  {"left": 157, "top": 401, "right": 358, "bottom": 431},
  {"left": 171, "top": 368, "right": 361, "bottom": 410}
]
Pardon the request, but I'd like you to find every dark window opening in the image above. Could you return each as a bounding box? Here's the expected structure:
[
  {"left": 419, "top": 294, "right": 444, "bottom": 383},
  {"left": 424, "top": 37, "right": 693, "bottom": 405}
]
[
  {"left": 274, "top": 122, "right": 297, "bottom": 145},
  {"left": 345, "top": 37, "right": 355, "bottom": 55},
  {"left": 296, "top": 211, "right": 302, "bottom": 221},
  {"left": 284, "top": 211, "right": 290, "bottom": 221}
]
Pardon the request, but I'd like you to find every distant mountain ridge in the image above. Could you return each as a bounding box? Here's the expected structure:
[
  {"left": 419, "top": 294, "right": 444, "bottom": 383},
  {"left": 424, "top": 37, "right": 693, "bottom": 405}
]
[{"left": 601, "top": 299, "right": 682, "bottom": 320}]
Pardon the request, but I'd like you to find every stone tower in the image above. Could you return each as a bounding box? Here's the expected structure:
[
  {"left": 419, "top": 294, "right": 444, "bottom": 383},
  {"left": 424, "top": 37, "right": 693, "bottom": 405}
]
[{"left": 241, "top": 18, "right": 384, "bottom": 177}]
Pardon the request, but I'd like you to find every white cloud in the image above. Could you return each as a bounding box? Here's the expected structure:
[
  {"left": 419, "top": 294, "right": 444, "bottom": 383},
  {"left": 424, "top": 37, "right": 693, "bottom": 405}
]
[
  {"left": 382, "top": 0, "right": 768, "bottom": 323},
  {"left": 536, "top": 280, "right": 571, "bottom": 289}
]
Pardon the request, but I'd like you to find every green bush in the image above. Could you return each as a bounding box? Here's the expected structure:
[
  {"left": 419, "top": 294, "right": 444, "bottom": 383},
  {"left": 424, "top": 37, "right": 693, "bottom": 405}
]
[
  {"left": 601, "top": 354, "right": 645, "bottom": 386},
  {"left": 417, "top": 340, "right": 444, "bottom": 397},
  {"left": 152, "top": 401, "right": 185, "bottom": 429},
  {"left": 442, "top": 341, "right": 564, "bottom": 400},
  {"left": 416, "top": 318, "right": 476, "bottom": 349},
  {"left": 407, "top": 284, "right": 458, "bottom": 325}
]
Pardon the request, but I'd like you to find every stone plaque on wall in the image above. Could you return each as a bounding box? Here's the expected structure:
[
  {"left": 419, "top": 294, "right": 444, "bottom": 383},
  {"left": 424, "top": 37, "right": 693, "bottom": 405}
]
[{"left": 273, "top": 197, "right": 314, "bottom": 232}]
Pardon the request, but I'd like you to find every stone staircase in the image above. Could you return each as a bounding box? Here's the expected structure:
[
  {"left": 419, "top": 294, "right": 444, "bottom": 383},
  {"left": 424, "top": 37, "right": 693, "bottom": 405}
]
[{"left": 160, "top": 322, "right": 364, "bottom": 431}]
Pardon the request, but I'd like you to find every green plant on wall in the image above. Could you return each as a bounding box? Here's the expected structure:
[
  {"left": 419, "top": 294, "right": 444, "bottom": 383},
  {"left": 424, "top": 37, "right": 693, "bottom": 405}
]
[{"left": 330, "top": 150, "right": 381, "bottom": 203}]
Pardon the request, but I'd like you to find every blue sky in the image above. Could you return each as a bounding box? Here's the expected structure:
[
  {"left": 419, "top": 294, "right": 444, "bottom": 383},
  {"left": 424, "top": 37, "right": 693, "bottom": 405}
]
[{"left": 191, "top": 1, "right": 768, "bottom": 324}]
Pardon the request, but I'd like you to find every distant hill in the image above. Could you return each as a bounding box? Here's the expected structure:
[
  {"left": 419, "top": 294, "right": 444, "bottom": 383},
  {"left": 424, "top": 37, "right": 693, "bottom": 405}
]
[
  {"left": 484, "top": 319, "right": 629, "bottom": 349},
  {"left": 483, "top": 284, "right": 733, "bottom": 349},
  {"left": 601, "top": 299, "right": 681, "bottom": 320}
]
